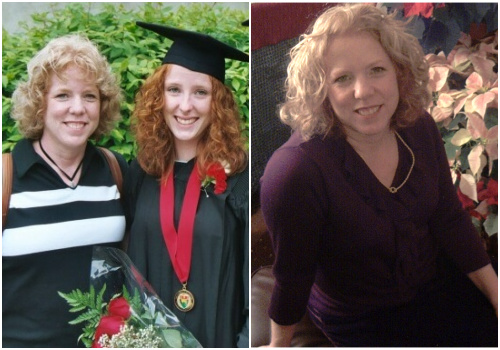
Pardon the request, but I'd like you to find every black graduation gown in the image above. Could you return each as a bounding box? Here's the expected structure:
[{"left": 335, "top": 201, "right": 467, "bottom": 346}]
[{"left": 126, "top": 159, "right": 249, "bottom": 348}]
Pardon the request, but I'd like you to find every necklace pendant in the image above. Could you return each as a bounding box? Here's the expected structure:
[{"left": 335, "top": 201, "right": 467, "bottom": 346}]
[
  {"left": 202, "top": 186, "right": 209, "bottom": 198},
  {"left": 174, "top": 283, "right": 195, "bottom": 312},
  {"left": 387, "top": 132, "right": 415, "bottom": 194},
  {"left": 38, "top": 139, "right": 84, "bottom": 187}
]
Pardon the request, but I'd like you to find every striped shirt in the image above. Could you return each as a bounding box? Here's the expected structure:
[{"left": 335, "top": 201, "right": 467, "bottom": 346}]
[{"left": 2, "top": 139, "right": 127, "bottom": 347}]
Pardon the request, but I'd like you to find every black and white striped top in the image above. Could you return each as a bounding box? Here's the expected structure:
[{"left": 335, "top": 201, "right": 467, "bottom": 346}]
[{"left": 2, "top": 139, "right": 127, "bottom": 347}]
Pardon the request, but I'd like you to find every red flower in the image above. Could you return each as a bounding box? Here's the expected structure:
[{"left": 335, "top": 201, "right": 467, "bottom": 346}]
[
  {"left": 92, "top": 315, "right": 126, "bottom": 347},
  {"left": 457, "top": 187, "right": 475, "bottom": 210},
  {"left": 469, "top": 210, "right": 485, "bottom": 221},
  {"left": 108, "top": 297, "right": 131, "bottom": 319},
  {"left": 205, "top": 163, "right": 227, "bottom": 194},
  {"left": 477, "top": 179, "right": 498, "bottom": 206},
  {"left": 404, "top": 3, "right": 444, "bottom": 18}
]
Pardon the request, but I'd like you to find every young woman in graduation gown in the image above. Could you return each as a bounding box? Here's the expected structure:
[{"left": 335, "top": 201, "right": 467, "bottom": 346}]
[{"left": 125, "top": 22, "right": 249, "bottom": 348}]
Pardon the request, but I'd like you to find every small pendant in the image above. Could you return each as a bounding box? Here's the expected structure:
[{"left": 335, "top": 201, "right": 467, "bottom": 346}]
[
  {"left": 201, "top": 187, "right": 209, "bottom": 198},
  {"left": 389, "top": 187, "right": 397, "bottom": 193},
  {"left": 174, "top": 283, "right": 195, "bottom": 312}
]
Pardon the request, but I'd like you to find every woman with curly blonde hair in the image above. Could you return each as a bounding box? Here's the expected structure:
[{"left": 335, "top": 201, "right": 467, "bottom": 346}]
[
  {"left": 280, "top": 4, "right": 430, "bottom": 140},
  {"left": 260, "top": 3, "right": 497, "bottom": 346},
  {"left": 126, "top": 22, "right": 249, "bottom": 348},
  {"left": 3, "top": 34, "right": 127, "bottom": 347},
  {"left": 11, "top": 35, "right": 122, "bottom": 141}
]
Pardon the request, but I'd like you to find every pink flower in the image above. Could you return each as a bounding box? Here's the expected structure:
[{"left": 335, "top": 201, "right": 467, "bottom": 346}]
[
  {"left": 428, "top": 66, "right": 450, "bottom": 93},
  {"left": 108, "top": 297, "right": 131, "bottom": 319}
]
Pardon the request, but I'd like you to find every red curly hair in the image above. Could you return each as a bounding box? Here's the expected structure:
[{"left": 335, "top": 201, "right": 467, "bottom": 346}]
[{"left": 132, "top": 64, "right": 247, "bottom": 182}]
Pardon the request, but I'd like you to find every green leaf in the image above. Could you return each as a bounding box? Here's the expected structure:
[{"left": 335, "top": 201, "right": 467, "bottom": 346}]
[
  {"left": 69, "top": 305, "right": 87, "bottom": 313},
  {"left": 68, "top": 309, "right": 101, "bottom": 325},
  {"left": 89, "top": 286, "right": 96, "bottom": 309},
  {"left": 484, "top": 108, "right": 498, "bottom": 129},
  {"left": 448, "top": 113, "right": 467, "bottom": 130},
  {"left": 96, "top": 284, "right": 107, "bottom": 313},
  {"left": 110, "top": 129, "right": 124, "bottom": 142},
  {"left": 459, "top": 145, "right": 472, "bottom": 171},
  {"left": 451, "top": 128, "right": 472, "bottom": 146},
  {"left": 470, "top": 216, "right": 482, "bottom": 234},
  {"left": 444, "top": 140, "right": 461, "bottom": 162},
  {"left": 231, "top": 78, "right": 241, "bottom": 91},
  {"left": 81, "top": 338, "right": 92, "bottom": 348},
  {"left": 162, "top": 329, "right": 183, "bottom": 348},
  {"left": 484, "top": 213, "right": 498, "bottom": 236},
  {"left": 7, "top": 134, "right": 23, "bottom": 142}
]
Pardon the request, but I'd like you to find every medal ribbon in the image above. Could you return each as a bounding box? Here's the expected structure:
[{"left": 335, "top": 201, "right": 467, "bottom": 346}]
[{"left": 159, "top": 163, "right": 201, "bottom": 284}]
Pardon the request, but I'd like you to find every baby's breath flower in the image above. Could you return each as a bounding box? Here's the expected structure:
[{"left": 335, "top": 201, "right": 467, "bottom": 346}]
[{"left": 98, "top": 324, "right": 163, "bottom": 348}]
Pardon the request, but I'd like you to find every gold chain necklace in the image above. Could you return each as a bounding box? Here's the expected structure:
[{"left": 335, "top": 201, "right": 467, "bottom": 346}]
[{"left": 388, "top": 132, "right": 415, "bottom": 194}]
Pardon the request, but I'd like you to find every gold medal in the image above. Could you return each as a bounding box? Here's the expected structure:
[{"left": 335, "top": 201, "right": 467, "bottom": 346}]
[
  {"left": 161, "top": 166, "right": 200, "bottom": 314},
  {"left": 174, "top": 283, "right": 195, "bottom": 312}
]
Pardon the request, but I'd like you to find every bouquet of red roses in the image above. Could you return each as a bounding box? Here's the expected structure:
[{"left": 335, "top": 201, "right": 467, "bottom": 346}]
[{"left": 59, "top": 247, "right": 202, "bottom": 348}]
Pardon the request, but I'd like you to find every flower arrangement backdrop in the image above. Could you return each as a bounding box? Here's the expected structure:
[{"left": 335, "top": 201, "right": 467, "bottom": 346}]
[{"left": 384, "top": 3, "right": 498, "bottom": 257}]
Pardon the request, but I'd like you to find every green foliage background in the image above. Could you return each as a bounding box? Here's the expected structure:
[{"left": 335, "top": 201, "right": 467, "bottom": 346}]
[{"left": 2, "top": 3, "right": 249, "bottom": 161}]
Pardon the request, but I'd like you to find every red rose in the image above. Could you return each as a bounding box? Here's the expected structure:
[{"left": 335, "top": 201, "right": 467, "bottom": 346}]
[
  {"left": 92, "top": 315, "right": 126, "bottom": 347},
  {"left": 108, "top": 297, "right": 131, "bottom": 319},
  {"left": 206, "top": 163, "right": 227, "bottom": 194},
  {"left": 214, "top": 178, "right": 227, "bottom": 194},
  {"left": 206, "top": 163, "right": 224, "bottom": 178}
]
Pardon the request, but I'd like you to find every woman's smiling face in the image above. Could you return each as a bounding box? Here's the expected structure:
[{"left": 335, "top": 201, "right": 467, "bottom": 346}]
[
  {"left": 163, "top": 64, "right": 213, "bottom": 159},
  {"left": 324, "top": 31, "right": 400, "bottom": 139},
  {"left": 42, "top": 64, "right": 101, "bottom": 150}
]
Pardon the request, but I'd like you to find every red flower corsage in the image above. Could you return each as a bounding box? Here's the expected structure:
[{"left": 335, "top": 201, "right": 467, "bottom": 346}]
[{"left": 202, "top": 162, "right": 228, "bottom": 195}]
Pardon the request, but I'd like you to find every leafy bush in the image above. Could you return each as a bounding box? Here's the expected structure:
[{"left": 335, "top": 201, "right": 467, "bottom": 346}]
[{"left": 2, "top": 3, "right": 249, "bottom": 161}]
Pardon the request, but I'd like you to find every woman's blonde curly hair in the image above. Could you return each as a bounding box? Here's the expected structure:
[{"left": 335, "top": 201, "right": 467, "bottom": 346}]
[
  {"left": 11, "top": 34, "right": 122, "bottom": 140},
  {"left": 280, "top": 3, "right": 431, "bottom": 139},
  {"left": 132, "top": 64, "right": 247, "bottom": 182}
]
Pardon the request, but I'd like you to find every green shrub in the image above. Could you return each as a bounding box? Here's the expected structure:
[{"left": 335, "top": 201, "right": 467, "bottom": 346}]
[{"left": 2, "top": 3, "right": 249, "bottom": 161}]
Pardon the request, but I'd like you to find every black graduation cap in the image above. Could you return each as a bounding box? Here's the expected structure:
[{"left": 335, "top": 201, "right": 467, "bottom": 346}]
[
  {"left": 136, "top": 21, "right": 249, "bottom": 82},
  {"left": 242, "top": 20, "right": 249, "bottom": 26}
]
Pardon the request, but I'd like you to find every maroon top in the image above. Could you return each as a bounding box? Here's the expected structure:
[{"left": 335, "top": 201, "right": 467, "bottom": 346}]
[{"left": 260, "top": 113, "right": 490, "bottom": 325}]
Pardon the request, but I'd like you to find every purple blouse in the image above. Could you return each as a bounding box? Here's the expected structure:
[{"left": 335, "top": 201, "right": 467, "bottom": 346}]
[{"left": 260, "top": 113, "right": 490, "bottom": 325}]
